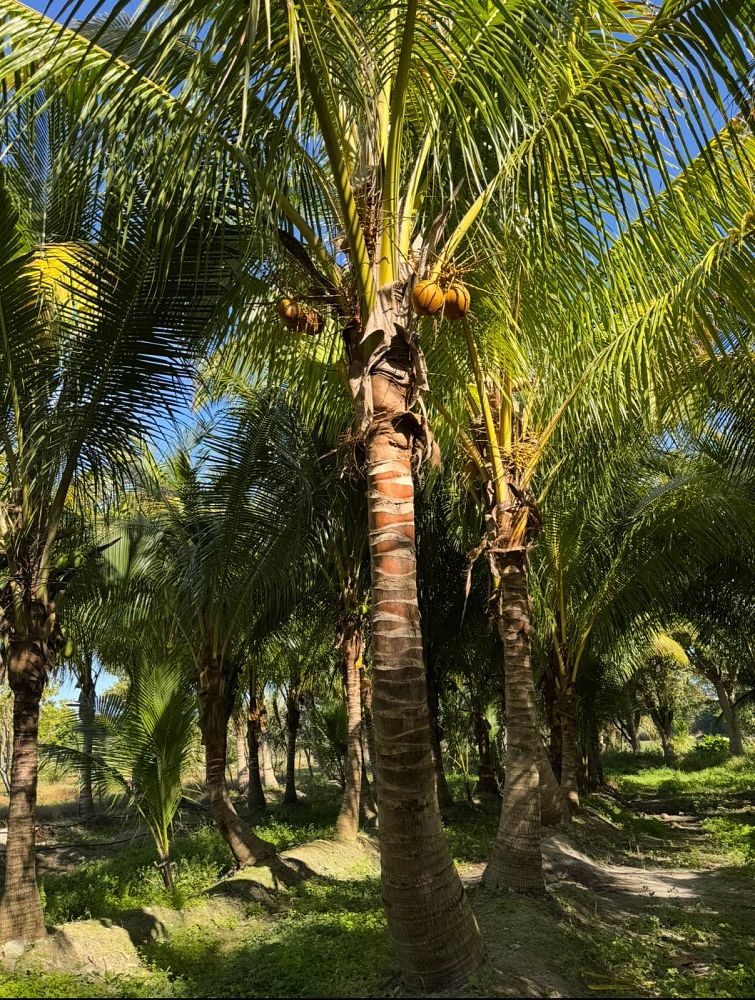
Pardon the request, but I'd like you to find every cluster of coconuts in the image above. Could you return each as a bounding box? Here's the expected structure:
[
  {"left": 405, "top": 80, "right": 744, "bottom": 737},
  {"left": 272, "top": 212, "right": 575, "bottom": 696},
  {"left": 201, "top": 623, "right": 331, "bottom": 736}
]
[
  {"left": 276, "top": 297, "right": 322, "bottom": 335},
  {"left": 412, "top": 278, "right": 470, "bottom": 321}
]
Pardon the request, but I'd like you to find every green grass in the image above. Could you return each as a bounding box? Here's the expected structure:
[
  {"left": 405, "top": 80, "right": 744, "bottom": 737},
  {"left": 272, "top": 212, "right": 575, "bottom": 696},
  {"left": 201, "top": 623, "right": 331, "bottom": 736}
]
[
  {"left": 609, "top": 753, "right": 755, "bottom": 802},
  {"left": 41, "top": 826, "right": 234, "bottom": 923},
  {"left": 146, "top": 878, "right": 391, "bottom": 998},
  {"left": 41, "top": 784, "right": 338, "bottom": 925},
  {"left": 4, "top": 759, "right": 755, "bottom": 998},
  {"left": 568, "top": 750, "right": 755, "bottom": 997}
]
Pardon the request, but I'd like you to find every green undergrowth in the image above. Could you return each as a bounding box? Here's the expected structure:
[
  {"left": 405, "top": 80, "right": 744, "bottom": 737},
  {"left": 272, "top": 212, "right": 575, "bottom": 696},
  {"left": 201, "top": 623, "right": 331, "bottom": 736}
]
[
  {"left": 608, "top": 752, "right": 755, "bottom": 804},
  {"left": 144, "top": 877, "right": 391, "bottom": 998},
  {"left": 41, "top": 785, "right": 337, "bottom": 925},
  {"left": 3, "top": 760, "right": 754, "bottom": 998}
]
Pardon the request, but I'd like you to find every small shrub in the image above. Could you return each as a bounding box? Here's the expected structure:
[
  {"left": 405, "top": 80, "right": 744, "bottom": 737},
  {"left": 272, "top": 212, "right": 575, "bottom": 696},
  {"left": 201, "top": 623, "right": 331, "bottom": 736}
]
[{"left": 685, "top": 734, "right": 731, "bottom": 769}]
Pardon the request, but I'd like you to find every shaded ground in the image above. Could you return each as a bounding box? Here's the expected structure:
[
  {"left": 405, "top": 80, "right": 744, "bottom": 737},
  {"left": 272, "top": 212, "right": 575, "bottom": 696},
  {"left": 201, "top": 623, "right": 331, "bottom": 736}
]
[{"left": 0, "top": 757, "right": 753, "bottom": 998}]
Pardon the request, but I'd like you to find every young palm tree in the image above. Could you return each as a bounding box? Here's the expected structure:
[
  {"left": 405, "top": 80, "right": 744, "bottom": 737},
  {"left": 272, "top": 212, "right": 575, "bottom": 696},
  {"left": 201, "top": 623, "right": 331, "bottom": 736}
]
[{"left": 45, "top": 657, "right": 199, "bottom": 889}]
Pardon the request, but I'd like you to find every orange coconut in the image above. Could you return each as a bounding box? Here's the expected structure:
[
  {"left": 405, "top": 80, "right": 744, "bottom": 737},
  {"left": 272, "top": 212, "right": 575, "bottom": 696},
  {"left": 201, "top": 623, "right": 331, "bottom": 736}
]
[
  {"left": 412, "top": 279, "right": 445, "bottom": 316},
  {"left": 443, "top": 283, "right": 470, "bottom": 321},
  {"left": 276, "top": 297, "right": 308, "bottom": 331}
]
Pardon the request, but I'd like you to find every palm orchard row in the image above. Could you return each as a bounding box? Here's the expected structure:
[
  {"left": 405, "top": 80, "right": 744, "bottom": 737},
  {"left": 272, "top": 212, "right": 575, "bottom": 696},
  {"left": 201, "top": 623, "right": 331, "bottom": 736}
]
[{"left": 1, "top": 0, "right": 754, "bottom": 991}]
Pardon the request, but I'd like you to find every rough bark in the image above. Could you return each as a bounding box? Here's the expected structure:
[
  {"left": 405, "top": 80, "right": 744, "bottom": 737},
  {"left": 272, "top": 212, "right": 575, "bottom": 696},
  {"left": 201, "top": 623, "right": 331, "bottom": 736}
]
[
  {"left": 247, "top": 696, "right": 267, "bottom": 814},
  {"left": 335, "top": 622, "right": 363, "bottom": 841},
  {"left": 77, "top": 661, "right": 96, "bottom": 820},
  {"left": 473, "top": 707, "right": 500, "bottom": 798},
  {"left": 558, "top": 684, "right": 580, "bottom": 810},
  {"left": 283, "top": 691, "right": 300, "bottom": 806},
  {"left": 426, "top": 671, "right": 453, "bottom": 810},
  {"left": 364, "top": 345, "right": 485, "bottom": 991},
  {"left": 197, "top": 660, "right": 278, "bottom": 869},
  {"left": 0, "top": 641, "right": 48, "bottom": 943},
  {"left": 483, "top": 548, "right": 545, "bottom": 895},
  {"left": 713, "top": 678, "right": 744, "bottom": 757}
]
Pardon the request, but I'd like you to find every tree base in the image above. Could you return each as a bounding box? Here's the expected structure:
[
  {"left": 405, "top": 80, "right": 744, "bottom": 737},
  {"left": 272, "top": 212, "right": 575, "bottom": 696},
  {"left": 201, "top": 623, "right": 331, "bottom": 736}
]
[
  {"left": 0, "top": 890, "right": 46, "bottom": 945},
  {"left": 481, "top": 858, "right": 546, "bottom": 896}
]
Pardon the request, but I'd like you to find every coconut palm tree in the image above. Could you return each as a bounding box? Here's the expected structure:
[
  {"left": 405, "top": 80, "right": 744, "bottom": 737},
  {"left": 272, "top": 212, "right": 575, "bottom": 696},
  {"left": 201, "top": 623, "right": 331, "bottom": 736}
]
[
  {"left": 0, "top": 132, "right": 235, "bottom": 940},
  {"left": 6, "top": 0, "right": 755, "bottom": 983},
  {"left": 425, "top": 102, "right": 755, "bottom": 889},
  {"left": 140, "top": 390, "right": 324, "bottom": 870}
]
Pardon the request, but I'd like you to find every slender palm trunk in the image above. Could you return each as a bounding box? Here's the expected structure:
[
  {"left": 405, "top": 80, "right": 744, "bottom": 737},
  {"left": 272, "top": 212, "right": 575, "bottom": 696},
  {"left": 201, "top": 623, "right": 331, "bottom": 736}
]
[
  {"left": 335, "top": 622, "right": 363, "bottom": 841},
  {"left": 0, "top": 641, "right": 48, "bottom": 943},
  {"left": 158, "top": 842, "right": 175, "bottom": 890},
  {"left": 360, "top": 671, "right": 377, "bottom": 784},
  {"left": 197, "top": 662, "right": 278, "bottom": 869},
  {"left": 713, "top": 679, "right": 744, "bottom": 756},
  {"left": 544, "top": 653, "right": 562, "bottom": 778},
  {"left": 558, "top": 683, "right": 580, "bottom": 810},
  {"left": 473, "top": 707, "right": 499, "bottom": 798},
  {"left": 364, "top": 350, "right": 485, "bottom": 990},
  {"left": 650, "top": 708, "right": 675, "bottom": 764},
  {"left": 427, "top": 674, "right": 453, "bottom": 810},
  {"left": 538, "top": 738, "right": 568, "bottom": 826},
  {"left": 283, "top": 691, "right": 300, "bottom": 806},
  {"left": 586, "top": 726, "right": 603, "bottom": 790},
  {"left": 483, "top": 548, "right": 545, "bottom": 895},
  {"left": 247, "top": 697, "right": 267, "bottom": 814},
  {"left": 235, "top": 714, "right": 249, "bottom": 790},
  {"left": 626, "top": 712, "right": 642, "bottom": 754},
  {"left": 77, "top": 662, "right": 96, "bottom": 820},
  {"left": 260, "top": 724, "right": 279, "bottom": 790},
  {"left": 360, "top": 759, "right": 378, "bottom": 826}
]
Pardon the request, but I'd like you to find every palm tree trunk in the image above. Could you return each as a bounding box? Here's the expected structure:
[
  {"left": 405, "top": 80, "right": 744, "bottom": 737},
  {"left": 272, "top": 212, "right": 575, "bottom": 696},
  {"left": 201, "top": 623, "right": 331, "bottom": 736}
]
[
  {"left": 260, "top": 723, "right": 279, "bottom": 790},
  {"left": 363, "top": 348, "right": 485, "bottom": 991},
  {"left": 650, "top": 708, "right": 675, "bottom": 764},
  {"left": 625, "top": 712, "right": 642, "bottom": 754},
  {"left": 234, "top": 714, "right": 249, "bottom": 790},
  {"left": 483, "top": 548, "right": 545, "bottom": 895},
  {"left": 283, "top": 691, "right": 300, "bottom": 806},
  {"left": 558, "top": 683, "right": 580, "bottom": 810},
  {"left": 473, "top": 707, "right": 499, "bottom": 798},
  {"left": 335, "top": 621, "right": 363, "bottom": 841},
  {"left": 586, "top": 726, "right": 603, "bottom": 790},
  {"left": 537, "top": 738, "right": 568, "bottom": 826},
  {"left": 197, "top": 664, "right": 278, "bottom": 869},
  {"left": 544, "top": 651, "right": 562, "bottom": 778},
  {"left": 247, "top": 697, "right": 267, "bottom": 814},
  {"left": 0, "top": 641, "right": 48, "bottom": 943},
  {"left": 427, "top": 671, "right": 453, "bottom": 810},
  {"left": 360, "top": 759, "right": 378, "bottom": 826},
  {"left": 77, "top": 661, "right": 96, "bottom": 820},
  {"left": 713, "top": 679, "right": 744, "bottom": 756},
  {"left": 360, "top": 671, "right": 377, "bottom": 784}
]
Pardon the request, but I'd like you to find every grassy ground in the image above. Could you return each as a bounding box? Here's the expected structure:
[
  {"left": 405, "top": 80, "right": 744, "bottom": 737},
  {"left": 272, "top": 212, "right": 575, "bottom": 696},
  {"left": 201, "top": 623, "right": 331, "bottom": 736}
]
[{"left": 1, "top": 753, "right": 753, "bottom": 998}]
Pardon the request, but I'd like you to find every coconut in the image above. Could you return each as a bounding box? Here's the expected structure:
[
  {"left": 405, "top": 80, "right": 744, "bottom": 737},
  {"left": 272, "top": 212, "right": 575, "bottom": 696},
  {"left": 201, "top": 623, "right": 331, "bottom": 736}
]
[
  {"left": 443, "top": 283, "right": 470, "bottom": 321},
  {"left": 412, "top": 279, "right": 445, "bottom": 316},
  {"left": 276, "top": 298, "right": 307, "bottom": 331}
]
